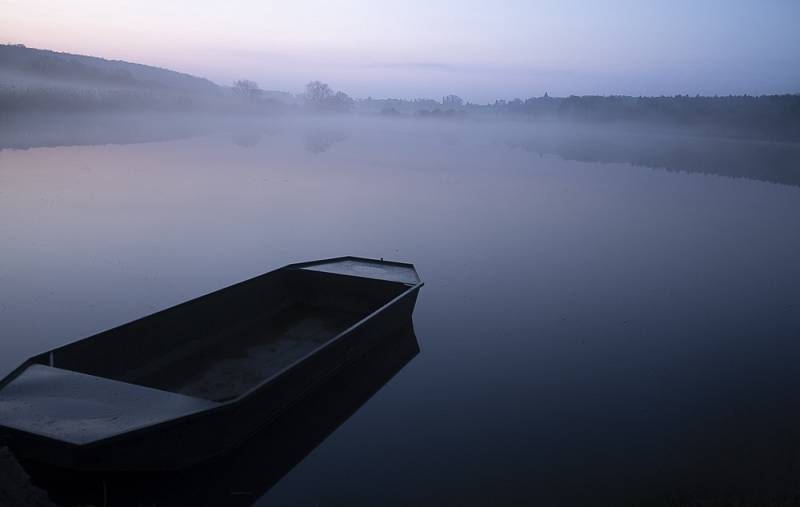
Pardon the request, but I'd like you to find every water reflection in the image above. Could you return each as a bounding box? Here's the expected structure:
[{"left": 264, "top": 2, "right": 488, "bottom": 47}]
[
  {"left": 231, "top": 130, "right": 261, "bottom": 148},
  {"left": 0, "top": 113, "right": 207, "bottom": 150},
  {"left": 507, "top": 126, "right": 800, "bottom": 187},
  {"left": 27, "top": 325, "right": 420, "bottom": 506},
  {"left": 2, "top": 114, "right": 800, "bottom": 505},
  {"left": 303, "top": 128, "right": 347, "bottom": 154},
  {"left": 2, "top": 114, "right": 798, "bottom": 188}
]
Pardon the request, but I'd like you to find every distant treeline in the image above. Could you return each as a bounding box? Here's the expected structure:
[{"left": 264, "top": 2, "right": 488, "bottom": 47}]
[
  {"left": 365, "top": 94, "right": 800, "bottom": 142},
  {"left": 3, "top": 44, "right": 799, "bottom": 142},
  {"left": 495, "top": 94, "right": 800, "bottom": 142}
]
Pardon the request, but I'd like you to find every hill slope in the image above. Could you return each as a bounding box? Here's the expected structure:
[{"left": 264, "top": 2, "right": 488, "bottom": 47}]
[{"left": 0, "top": 44, "right": 219, "bottom": 95}]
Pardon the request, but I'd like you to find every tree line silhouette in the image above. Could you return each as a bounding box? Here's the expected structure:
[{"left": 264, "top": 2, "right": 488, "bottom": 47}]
[
  {"left": 365, "top": 93, "right": 800, "bottom": 142},
  {"left": 2, "top": 40, "right": 798, "bottom": 142}
]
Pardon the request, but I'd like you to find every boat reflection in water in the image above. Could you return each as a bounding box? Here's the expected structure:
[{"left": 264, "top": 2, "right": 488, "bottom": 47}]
[{"left": 28, "top": 325, "right": 420, "bottom": 506}]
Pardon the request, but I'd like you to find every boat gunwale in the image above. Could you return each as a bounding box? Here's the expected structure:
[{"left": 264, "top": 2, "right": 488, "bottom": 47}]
[{"left": 0, "top": 256, "right": 423, "bottom": 451}]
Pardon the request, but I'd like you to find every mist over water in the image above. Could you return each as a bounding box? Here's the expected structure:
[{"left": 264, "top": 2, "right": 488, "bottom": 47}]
[
  {"left": 3, "top": 0, "right": 800, "bottom": 502},
  {"left": 1, "top": 114, "right": 799, "bottom": 504}
]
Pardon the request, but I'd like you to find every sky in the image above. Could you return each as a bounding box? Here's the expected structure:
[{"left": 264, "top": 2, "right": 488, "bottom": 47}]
[{"left": 2, "top": 0, "right": 799, "bottom": 102}]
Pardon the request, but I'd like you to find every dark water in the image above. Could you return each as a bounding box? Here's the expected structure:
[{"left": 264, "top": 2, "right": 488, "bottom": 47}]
[{"left": 1, "top": 115, "right": 799, "bottom": 505}]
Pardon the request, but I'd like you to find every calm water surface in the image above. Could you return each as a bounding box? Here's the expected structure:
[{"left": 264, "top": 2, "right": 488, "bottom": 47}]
[{"left": 1, "top": 116, "right": 799, "bottom": 505}]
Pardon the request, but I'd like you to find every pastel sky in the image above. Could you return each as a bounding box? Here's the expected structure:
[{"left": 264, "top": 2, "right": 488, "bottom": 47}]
[{"left": 2, "top": 0, "right": 799, "bottom": 101}]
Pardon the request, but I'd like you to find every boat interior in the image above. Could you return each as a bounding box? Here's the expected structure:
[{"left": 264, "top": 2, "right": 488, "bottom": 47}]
[{"left": 25, "top": 262, "right": 416, "bottom": 402}]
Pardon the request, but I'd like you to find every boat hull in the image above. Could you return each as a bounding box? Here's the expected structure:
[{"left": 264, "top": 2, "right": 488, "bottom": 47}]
[{"left": 0, "top": 257, "right": 423, "bottom": 470}]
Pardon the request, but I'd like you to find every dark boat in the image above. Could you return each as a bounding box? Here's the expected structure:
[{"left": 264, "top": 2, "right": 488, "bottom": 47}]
[
  {"left": 0, "top": 257, "right": 423, "bottom": 470},
  {"left": 27, "top": 326, "right": 421, "bottom": 506}
]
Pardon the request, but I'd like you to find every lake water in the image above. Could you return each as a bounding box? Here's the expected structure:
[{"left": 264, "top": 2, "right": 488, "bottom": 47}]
[{"left": 1, "top": 115, "right": 800, "bottom": 505}]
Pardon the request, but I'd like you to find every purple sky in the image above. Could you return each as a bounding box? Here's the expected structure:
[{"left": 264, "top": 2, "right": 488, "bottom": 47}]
[{"left": 3, "top": 0, "right": 799, "bottom": 101}]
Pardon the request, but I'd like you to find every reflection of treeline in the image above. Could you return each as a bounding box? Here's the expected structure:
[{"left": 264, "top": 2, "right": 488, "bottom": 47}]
[
  {"left": 508, "top": 127, "right": 800, "bottom": 187},
  {"left": 0, "top": 112, "right": 210, "bottom": 150}
]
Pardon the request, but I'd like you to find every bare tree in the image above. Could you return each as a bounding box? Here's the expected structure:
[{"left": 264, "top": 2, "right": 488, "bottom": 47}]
[
  {"left": 305, "top": 81, "right": 333, "bottom": 105},
  {"left": 304, "top": 81, "right": 353, "bottom": 112},
  {"left": 232, "top": 79, "right": 262, "bottom": 100},
  {"left": 442, "top": 94, "right": 464, "bottom": 108},
  {"left": 330, "top": 91, "right": 354, "bottom": 111}
]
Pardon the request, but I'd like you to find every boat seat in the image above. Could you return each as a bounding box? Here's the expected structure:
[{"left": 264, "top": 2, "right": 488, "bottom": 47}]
[
  {"left": 0, "top": 364, "right": 217, "bottom": 445},
  {"left": 299, "top": 258, "right": 420, "bottom": 285}
]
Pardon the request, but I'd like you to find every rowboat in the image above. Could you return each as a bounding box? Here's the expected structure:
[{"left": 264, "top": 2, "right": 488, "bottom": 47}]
[
  {"left": 26, "top": 326, "right": 421, "bottom": 505},
  {"left": 0, "top": 257, "right": 423, "bottom": 470}
]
